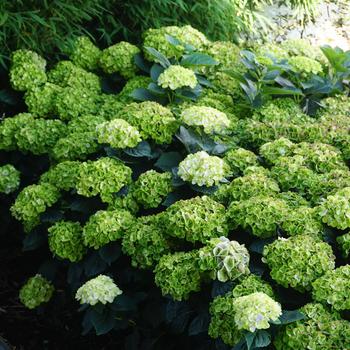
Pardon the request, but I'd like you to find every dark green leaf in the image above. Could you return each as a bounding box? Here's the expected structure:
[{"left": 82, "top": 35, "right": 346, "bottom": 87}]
[
  {"left": 211, "top": 280, "right": 234, "bottom": 298},
  {"left": 155, "top": 152, "right": 183, "bottom": 171},
  {"left": 111, "top": 294, "right": 137, "bottom": 312},
  {"left": 148, "top": 82, "right": 165, "bottom": 95},
  {"left": 91, "top": 308, "right": 116, "bottom": 335},
  {"left": 38, "top": 259, "right": 59, "bottom": 281},
  {"left": 232, "top": 339, "right": 246, "bottom": 350},
  {"left": 188, "top": 313, "right": 210, "bottom": 336},
  {"left": 244, "top": 332, "right": 255, "bottom": 350},
  {"left": 253, "top": 330, "right": 271, "bottom": 348},
  {"left": 150, "top": 64, "right": 165, "bottom": 82},
  {"left": 274, "top": 76, "right": 296, "bottom": 88},
  {"left": 263, "top": 86, "right": 303, "bottom": 96},
  {"left": 84, "top": 252, "right": 107, "bottom": 277},
  {"left": 124, "top": 141, "right": 154, "bottom": 158},
  {"left": 130, "top": 88, "right": 158, "bottom": 102},
  {"left": 181, "top": 53, "right": 218, "bottom": 67},
  {"left": 278, "top": 310, "right": 306, "bottom": 325},
  {"left": 249, "top": 238, "right": 275, "bottom": 254},
  {"left": 144, "top": 47, "right": 171, "bottom": 68},
  {"left": 162, "top": 192, "right": 183, "bottom": 207},
  {"left": 165, "top": 34, "right": 182, "bottom": 46},
  {"left": 40, "top": 209, "right": 64, "bottom": 223},
  {"left": 22, "top": 230, "right": 46, "bottom": 251},
  {"left": 196, "top": 74, "right": 212, "bottom": 87},
  {"left": 134, "top": 52, "right": 151, "bottom": 73},
  {"left": 0, "top": 89, "right": 18, "bottom": 105},
  {"left": 98, "top": 243, "right": 121, "bottom": 265}
]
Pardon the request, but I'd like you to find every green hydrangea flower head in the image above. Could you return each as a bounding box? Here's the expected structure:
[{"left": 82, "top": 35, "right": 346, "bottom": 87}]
[
  {"left": 178, "top": 151, "right": 229, "bottom": 187},
  {"left": 75, "top": 275, "right": 122, "bottom": 305},
  {"left": 289, "top": 56, "right": 323, "bottom": 78},
  {"left": 47, "top": 61, "right": 75, "bottom": 84},
  {"left": 282, "top": 206, "right": 323, "bottom": 238},
  {"left": 232, "top": 292, "right": 282, "bottom": 332},
  {"left": 281, "top": 39, "right": 324, "bottom": 61},
  {"left": 70, "top": 36, "right": 101, "bottom": 71},
  {"left": 225, "top": 173, "right": 280, "bottom": 202},
  {"left": 51, "top": 132, "right": 99, "bottom": 161},
  {"left": 337, "top": 232, "right": 350, "bottom": 258},
  {"left": 119, "top": 101, "right": 178, "bottom": 144},
  {"left": 67, "top": 114, "right": 106, "bottom": 134},
  {"left": 10, "top": 50, "right": 47, "bottom": 91},
  {"left": 99, "top": 41, "right": 140, "bottom": 78},
  {"left": 122, "top": 214, "right": 170, "bottom": 269},
  {"left": 260, "top": 138, "right": 295, "bottom": 164},
  {"left": 204, "top": 41, "right": 240, "bottom": 70},
  {"left": 55, "top": 87, "right": 98, "bottom": 121},
  {"left": 132, "top": 170, "right": 172, "bottom": 208},
  {"left": 231, "top": 275, "right": 275, "bottom": 299},
  {"left": 224, "top": 148, "right": 258, "bottom": 176},
  {"left": 263, "top": 235, "right": 335, "bottom": 292},
  {"left": 24, "top": 83, "right": 62, "bottom": 117},
  {"left": 117, "top": 76, "right": 152, "bottom": 103},
  {"left": 11, "top": 183, "right": 60, "bottom": 232},
  {"left": 210, "top": 71, "right": 242, "bottom": 96},
  {"left": 228, "top": 196, "right": 287, "bottom": 238},
  {"left": 274, "top": 303, "right": 350, "bottom": 350},
  {"left": 48, "top": 221, "right": 86, "bottom": 262},
  {"left": 312, "top": 265, "right": 350, "bottom": 311},
  {"left": 96, "top": 119, "right": 141, "bottom": 149},
  {"left": 318, "top": 187, "right": 350, "bottom": 230},
  {"left": 76, "top": 158, "right": 132, "bottom": 203},
  {"left": 164, "top": 196, "right": 228, "bottom": 243},
  {"left": 198, "top": 237, "right": 250, "bottom": 282},
  {"left": 243, "top": 165, "right": 270, "bottom": 177},
  {"left": 158, "top": 65, "right": 197, "bottom": 90},
  {"left": 19, "top": 274, "right": 54, "bottom": 309},
  {"left": 276, "top": 191, "right": 310, "bottom": 208},
  {"left": 0, "top": 113, "right": 35, "bottom": 151},
  {"left": 0, "top": 164, "right": 20, "bottom": 194},
  {"left": 154, "top": 250, "right": 201, "bottom": 301},
  {"left": 82, "top": 209, "right": 133, "bottom": 249},
  {"left": 108, "top": 191, "right": 140, "bottom": 214},
  {"left": 180, "top": 106, "right": 231, "bottom": 135},
  {"left": 98, "top": 94, "right": 126, "bottom": 119},
  {"left": 255, "top": 43, "right": 289, "bottom": 61},
  {"left": 15, "top": 118, "right": 67, "bottom": 155}
]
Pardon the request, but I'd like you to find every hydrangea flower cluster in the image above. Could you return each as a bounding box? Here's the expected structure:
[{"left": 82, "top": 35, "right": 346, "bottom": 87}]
[
  {"left": 10, "top": 49, "right": 47, "bottom": 91},
  {"left": 122, "top": 214, "right": 170, "bottom": 269},
  {"left": 232, "top": 292, "right": 282, "bottom": 332},
  {"left": 48, "top": 221, "right": 86, "bottom": 262},
  {"left": 180, "top": 106, "right": 230, "bottom": 135},
  {"left": 76, "top": 158, "right": 132, "bottom": 203},
  {"left": 99, "top": 41, "right": 140, "bottom": 78},
  {"left": 158, "top": 65, "right": 197, "bottom": 90},
  {"left": 260, "top": 137, "right": 295, "bottom": 165},
  {"left": 178, "top": 151, "right": 229, "bottom": 187},
  {"left": 163, "top": 196, "right": 228, "bottom": 243},
  {"left": 198, "top": 237, "right": 250, "bottom": 282},
  {"left": 82, "top": 209, "right": 133, "bottom": 249},
  {"left": 288, "top": 56, "right": 323, "bottom": 78},
  {"left": 223, "top": 148, "right": 258, "bottom": 176},
  {"left": 231, "top": 275, "right": 275, "bottom": 299},
  {"left": 67, "top": 114, "right": 105, "bottom": 134},
  {"left": 0, "top": 164, "right": 20, "bottom": 194},
  {"left": 11, "top": 184, "right": 60, "bottom": 232},
  {"left": 263, "top": 235, "right": 335, "bottom": 291},
  {"left": 70, "top": 36, "right": 101, "bottom": 71},
  {"left": 228, "top": 196, "right": 287, "bottom": 238},
  {"left": 96, "top": 119, "right": 141, "bottom": 149},
  {"left": 75, "top": 275, "right": 122, "bottom": 306},
  {"left": 19, "top": 274, "right": 54, "bottom": 309},
  {"left": 312, "top": 265, "right": 350, "bottom": 311},
  {"left": 132, "top": 170, "right": 172, "bottom": 208},
  {"left": 274, "top": 303, "right": 350, "bottom": 350},
  {"left": 154, "top": 251, "right": 202, "bottom": 301}
]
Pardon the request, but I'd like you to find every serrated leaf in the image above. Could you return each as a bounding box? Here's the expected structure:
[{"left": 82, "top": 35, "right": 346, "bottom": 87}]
[
  {"left": 124, "top": 141, "right": 154, "bottom": 158},
  {"left": 244, "top": 332, "right": 255, "bottom": 350},
  {"left": 144, "top": 47, "right": 171, "bottom": 68},
  {"left": 155, "top": 152, "right": 183, "bottom": 171},
  {"left": 253, "top": 330, "right": 271, "bottom": 348}
]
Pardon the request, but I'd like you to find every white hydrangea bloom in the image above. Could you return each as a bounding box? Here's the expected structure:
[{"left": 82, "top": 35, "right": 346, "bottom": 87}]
[
  {"left": 181, "top": 106, "right": 230, "bottom": 134},
  {"left": 232, "top": 292, "right": 282, "bottom": 332},
  {"left": 178, "top": 151, "right": 229, "bottom": 187},
  {"left": 158, "top": 65, "right": 197, "bottom": 90},
  {"left": 75, "top": 275, "right": 122, "bottom": 305},
  {"left": 96, "top": 119, "right": 141, "bottom": 149}
]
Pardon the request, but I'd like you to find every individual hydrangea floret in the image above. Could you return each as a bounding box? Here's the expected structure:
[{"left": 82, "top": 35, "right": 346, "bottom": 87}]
[
  {"left": 224, "top": 148, "right": 258, "bottom": 176},
  {"left": 19, "top": 274, "right": 54, "bottom": 309},
  {"left": 24, "top": 83, "right": 62, "bottom": 117},
  {"left": 263, "top": 235, "right": 335, "bottom": 292},
  {"left": 180, "top": 106, "right": 230, "bottom": 135},
  {"left": 198, "top": 237, "right": 250, "bottom": 282},
  {"left": 76, "top": 158, "right": 132, "bottom": 203},
  {"left": 15, "top": 118, "right": 67, "bottom": 155},
  {"left": 70, "top": 36, "right": 101, "bottom": 71},
  {"left": 337, "top": 232, "right": 350, "bottom": 257},
  {"left": 312, "top": 265, "right": 350, "bottom": 311},
  {"left": 82, "top": 209, "right": 133, "bottom": 249},
  {"left": 232, "top": 292, "right": 282, "bottom": 332},
  {"left": 119, "top": 102, "right": 178, "bottom": 144},
  {"left": 0, "top": 113, "right": 35, "bottom": 151},
  {"left": 164, "top": 196, "right": 228, "bottom": 243},
  {"left": 154, "top": 251, "right": 201, "bottom": 301},
  {"left": 75, "top": 275, "right": 122, "bottom": 306},
  {"left": 260, "top": 137, "right": 295, "bottom": 164},
  {"left": 48, "top": 221, "right": 86, "bottom": 262},
  {"left": 132, "top": 170, "right": 172, "bottom": 208},
  {"left": 51, "top": 132, "right": 99, "bottom": 161},
  {"left": 289, "top": 56, "right": 323, "bottom": 78},
  {"left": 178, "top": 151, "right": 229, "bottom": 187},
  {"left": 228, "top": 196, "right": 288, "bottom": 238},
  {"left": 318, "top": 187, "right": 350, "bottom": 230},
  {"left": 158, "top": 65, "right": 197, "bottom": 90},
  {"left": 0, "top": 164, "right": 20, "bottom": 194},
  {"left": 11, "top": 184, "right": 60, "bottom": 232},
  {"left": 99, "top": 42, "right": 140, "bottom": 78},
  {"left": 274, "top": 303, "right": 350, "bottom": 350},
  {"left": 96, "top": 119, "right": 141, "bottom": 149},
  {"left": 122, "top": 214, "right": 170, "bottom": 269}
]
